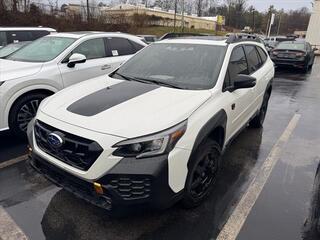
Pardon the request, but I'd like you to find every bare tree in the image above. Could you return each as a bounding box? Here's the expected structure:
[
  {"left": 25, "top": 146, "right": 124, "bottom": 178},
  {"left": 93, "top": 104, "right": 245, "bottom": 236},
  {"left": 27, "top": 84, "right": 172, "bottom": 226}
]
[{"left": 196, "top": 0, "right": 203, "bottom": 16}]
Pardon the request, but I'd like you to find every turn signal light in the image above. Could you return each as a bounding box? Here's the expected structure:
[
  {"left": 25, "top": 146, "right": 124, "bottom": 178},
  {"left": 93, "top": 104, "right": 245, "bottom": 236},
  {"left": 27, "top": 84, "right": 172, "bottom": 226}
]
[{"left": 93, "top": 182, "right": 104, "bottom": 194}]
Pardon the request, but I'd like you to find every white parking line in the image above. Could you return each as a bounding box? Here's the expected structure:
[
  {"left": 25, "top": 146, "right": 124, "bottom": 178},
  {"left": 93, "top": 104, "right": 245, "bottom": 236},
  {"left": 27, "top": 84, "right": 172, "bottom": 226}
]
[
  {"left": 216, "top": 113, "right": 301, "bottom": 240},
  {"left": 0, "top": 155, "right": 28, "bottom": 170},
  {"left": 0, "top": 206, "right": 29, "bottom": 240}
]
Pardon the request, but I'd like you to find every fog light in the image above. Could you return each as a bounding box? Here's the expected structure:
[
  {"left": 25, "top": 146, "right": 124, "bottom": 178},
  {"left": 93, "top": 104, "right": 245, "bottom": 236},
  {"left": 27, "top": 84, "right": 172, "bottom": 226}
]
[{"left": 93, "top": 182, "right": 104, "bottom": 194}]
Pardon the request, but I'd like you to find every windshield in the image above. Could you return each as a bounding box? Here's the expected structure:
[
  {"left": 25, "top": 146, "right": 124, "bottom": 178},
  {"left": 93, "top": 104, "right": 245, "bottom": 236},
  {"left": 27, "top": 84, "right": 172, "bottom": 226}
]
[
  {"left": 0, "top": 42, "right": 29, "bottom": 58},
  {"left": 114, "top": 43, "right": 226, "bottom": 90},
  {"left": 7, "top": 36, "right": 76, "bottom": 62},
  {"left": 275, "top": 42, "right": 305, "bottom": 51}
]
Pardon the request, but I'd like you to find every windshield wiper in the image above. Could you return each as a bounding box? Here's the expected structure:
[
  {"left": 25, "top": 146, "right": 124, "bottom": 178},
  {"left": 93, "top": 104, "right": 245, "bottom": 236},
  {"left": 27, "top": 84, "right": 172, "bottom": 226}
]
[
  {"left": 112, "top": 72, "right": 150, "bottom": 84},
  {"left": 112, "top": 72, "right": 184, "bottom": 89},
  {"left": 130, "top": 76, "right": 184, "bottom": 89}
]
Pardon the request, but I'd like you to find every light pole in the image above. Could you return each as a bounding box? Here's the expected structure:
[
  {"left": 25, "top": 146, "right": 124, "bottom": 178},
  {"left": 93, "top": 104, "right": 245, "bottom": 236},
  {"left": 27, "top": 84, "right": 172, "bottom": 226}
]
[
  {"left": 277, "top": 13, "right": 282, "bottom": 35},
  {"left": 86, "top": 0, "right": 90, "bottom": 22},
  {"left": 252, "top": 7, "right": 255, "bottom": 33}
]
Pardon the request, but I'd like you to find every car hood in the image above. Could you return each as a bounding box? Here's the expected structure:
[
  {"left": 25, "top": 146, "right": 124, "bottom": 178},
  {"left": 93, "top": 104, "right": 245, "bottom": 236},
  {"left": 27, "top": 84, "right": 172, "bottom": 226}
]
[
  {"left": 40, "top": 75, "right": 212, "bottom": 138},
  {"left": 0, "top": 59, "right": 43, "bottom": 81}
]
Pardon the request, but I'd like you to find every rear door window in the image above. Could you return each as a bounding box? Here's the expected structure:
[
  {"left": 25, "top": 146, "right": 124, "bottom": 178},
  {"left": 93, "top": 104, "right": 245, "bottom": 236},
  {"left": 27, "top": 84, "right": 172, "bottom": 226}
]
[
  {"left": 244, "top": 45, "right": 262, "bottom": 73},
  {"left": 129, "top": 40, "right": 144, "bottom": 51},
  {"left": 256, "top": 46, "right": 268, "bottom": 64},
  {"left": 106, "top": 37, "right": 136, "bottom": 56}
]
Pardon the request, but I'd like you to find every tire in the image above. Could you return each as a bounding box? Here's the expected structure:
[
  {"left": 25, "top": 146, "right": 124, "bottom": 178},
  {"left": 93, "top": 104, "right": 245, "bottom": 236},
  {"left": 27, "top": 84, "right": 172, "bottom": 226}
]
[
  {"left": 9, "top": 92, "right": 48, "bottom": 138},
  {"left": 249, "top": 92, "right": 270, "bottom": 128},
  {"left": 182, "top": 139, "right": 221, "bottom": 208},
  {"left": 310, "top": 62, "right": 314, "bottom": 70},
  {"left": 303, "top": 63, "right": 309, "bottom": 73}
]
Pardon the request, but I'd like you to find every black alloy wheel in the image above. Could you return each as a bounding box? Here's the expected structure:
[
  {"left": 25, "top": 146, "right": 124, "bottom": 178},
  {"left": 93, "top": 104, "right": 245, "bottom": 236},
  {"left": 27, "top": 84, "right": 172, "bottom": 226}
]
[
  {"left": 190, "top": 147, "right": 219, "bottom": 199},
  {"left": 182, "top": 139, "right": 221, "bottom": 208}
]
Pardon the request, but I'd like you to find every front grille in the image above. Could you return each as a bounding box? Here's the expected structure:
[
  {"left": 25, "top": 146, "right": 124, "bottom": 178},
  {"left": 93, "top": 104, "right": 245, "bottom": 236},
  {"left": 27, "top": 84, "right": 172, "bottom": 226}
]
[
  {"left": 34, "top": 120, "right": 103, "bottom": 171},
  {"left": 108, "top": 175, "right": 152, "bottom": 200}
]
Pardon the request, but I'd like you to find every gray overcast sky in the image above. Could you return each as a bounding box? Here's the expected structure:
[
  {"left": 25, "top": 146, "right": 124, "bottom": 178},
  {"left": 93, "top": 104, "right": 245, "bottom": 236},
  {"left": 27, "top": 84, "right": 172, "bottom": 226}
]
[
  {"left": 57, "top": 0, "right": 312, "bottom": 12},
  {"left": 248, "top": 0, "right": 312, "bottom": 11}
]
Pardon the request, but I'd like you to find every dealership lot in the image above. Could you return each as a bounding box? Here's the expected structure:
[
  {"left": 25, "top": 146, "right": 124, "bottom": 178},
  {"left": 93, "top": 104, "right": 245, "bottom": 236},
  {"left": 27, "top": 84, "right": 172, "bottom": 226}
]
[{"left": 0, "top": 58, "right": 320, "bottom": 240}]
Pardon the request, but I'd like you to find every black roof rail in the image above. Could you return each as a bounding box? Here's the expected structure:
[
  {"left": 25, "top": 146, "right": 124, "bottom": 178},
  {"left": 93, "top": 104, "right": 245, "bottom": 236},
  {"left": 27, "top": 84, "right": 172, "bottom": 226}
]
[{"left": 226, "top": 33, "right": 263, "bottom": 44}]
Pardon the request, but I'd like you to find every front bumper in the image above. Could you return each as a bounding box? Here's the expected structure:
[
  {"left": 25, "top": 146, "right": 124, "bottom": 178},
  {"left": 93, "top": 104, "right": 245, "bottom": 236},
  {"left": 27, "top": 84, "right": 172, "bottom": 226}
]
[{"left": 28, "top": 152, "right": 183, "bottom": 211}]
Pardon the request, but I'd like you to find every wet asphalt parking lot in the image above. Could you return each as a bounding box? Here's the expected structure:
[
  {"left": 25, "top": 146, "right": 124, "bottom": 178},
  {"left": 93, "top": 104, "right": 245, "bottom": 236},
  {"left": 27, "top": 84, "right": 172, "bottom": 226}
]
[{"left": 1, "top": 58, "right": 320, "bottom": 240}]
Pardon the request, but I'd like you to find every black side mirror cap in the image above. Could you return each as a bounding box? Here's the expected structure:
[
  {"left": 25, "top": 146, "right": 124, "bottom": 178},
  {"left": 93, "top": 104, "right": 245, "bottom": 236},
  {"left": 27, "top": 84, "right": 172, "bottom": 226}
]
[{"left": 233, "top": 74, "right": 256, "bottom": 90}]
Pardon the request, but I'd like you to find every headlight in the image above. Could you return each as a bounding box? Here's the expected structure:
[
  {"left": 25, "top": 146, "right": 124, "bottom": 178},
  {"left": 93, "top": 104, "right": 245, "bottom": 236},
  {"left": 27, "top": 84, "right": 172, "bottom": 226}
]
[{"left": 113, "top": 120, "right": 187, "bottom": 159}]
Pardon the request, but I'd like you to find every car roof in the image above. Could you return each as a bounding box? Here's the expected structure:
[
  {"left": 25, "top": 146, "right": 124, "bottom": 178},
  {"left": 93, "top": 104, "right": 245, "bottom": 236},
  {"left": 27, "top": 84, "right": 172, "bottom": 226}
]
[
  {"left": 158, "top": 37, "right": 228, "bottom": 46},
  {"left": 279, "top": 40, "right": 306, "bottom": 44},
  {"left": 0, "top": 27, "right": 56, "bottom": 32},
  {"left": 138, "top": 35, "right": 157, "bottom": 37},
  {"left": 46, "top": 31, "right": 140, "bottom": 39},
  {"left": 158, "top": 35, "right": 263, "bottom": 47}
]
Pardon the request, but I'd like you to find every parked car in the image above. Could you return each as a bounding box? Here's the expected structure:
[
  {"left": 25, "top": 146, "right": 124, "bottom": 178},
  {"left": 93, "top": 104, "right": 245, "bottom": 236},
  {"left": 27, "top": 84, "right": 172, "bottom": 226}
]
[
  {"left": 270, "top": 40, "right": 317, "bottom": 72},
  {"left": 0, "top": 41, "right": 30, "bottom": 58},
  {"left": 226, "top": 33, "right": 264, "bottom": 45},
  {"left": 27, "top": 34, "right": 274, "bottom": 212},
  {"left": 264, "top": 36, "right": 296, "bottom": 53},
  {"left": 159, "top": 32, "right": 210, "bottom": 40},
  {"left": 0, "top": 32, "right": 147, "bottom": 136},
  {"left": 0, "top": 27, "right": 56, "bottom": 48},
  {"left": 137, "top": 35, "right": 158, "bottom": 44}
]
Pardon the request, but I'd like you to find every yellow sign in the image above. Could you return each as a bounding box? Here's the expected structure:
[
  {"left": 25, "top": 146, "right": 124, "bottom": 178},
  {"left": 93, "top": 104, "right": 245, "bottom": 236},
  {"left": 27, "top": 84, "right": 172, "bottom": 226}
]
[{"left": 217, "top": 15, "right": 225, "bottom": 25}]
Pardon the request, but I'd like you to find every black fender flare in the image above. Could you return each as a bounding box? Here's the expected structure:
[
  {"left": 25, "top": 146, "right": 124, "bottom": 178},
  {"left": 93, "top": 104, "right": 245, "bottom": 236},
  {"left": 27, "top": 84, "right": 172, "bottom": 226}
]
[{"left": 190, "top": 109, "right": 227, "bottom": 158}]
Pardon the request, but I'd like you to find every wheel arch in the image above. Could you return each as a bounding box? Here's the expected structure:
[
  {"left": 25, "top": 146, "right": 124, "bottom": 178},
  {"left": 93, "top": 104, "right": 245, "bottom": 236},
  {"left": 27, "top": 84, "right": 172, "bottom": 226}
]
[
  {"left": 190, "top": 109, "right": 227, "bottom": 157},
  {"left": 3, "top": 85, "right": 58, "bottom": 128}
]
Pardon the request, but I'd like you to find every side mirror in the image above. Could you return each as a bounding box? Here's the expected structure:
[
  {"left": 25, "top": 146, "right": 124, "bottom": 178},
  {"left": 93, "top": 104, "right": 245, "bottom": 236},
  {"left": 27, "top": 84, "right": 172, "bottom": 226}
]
[
  {"left": 67, "top": 53, "right": 86, "bottom": 68},
  {"left": 233, "top": 74, "right": 256, "bottom": 90}
]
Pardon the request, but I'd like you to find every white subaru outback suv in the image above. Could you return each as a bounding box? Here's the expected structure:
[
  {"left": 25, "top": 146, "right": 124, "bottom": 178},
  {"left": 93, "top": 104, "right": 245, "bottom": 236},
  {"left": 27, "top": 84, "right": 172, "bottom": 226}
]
[
  {"left": 0, "top": 32, "right": 146, "bottom": 136},
  {"left": 27, "top": 35, "right": 274, "bottom": 211}
]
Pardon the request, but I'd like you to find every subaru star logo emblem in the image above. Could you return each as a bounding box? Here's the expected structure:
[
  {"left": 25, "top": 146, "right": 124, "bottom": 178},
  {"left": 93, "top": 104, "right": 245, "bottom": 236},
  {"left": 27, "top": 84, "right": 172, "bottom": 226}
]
[{"left": 47, "top": 132, "right": 64, "bottom": 148}]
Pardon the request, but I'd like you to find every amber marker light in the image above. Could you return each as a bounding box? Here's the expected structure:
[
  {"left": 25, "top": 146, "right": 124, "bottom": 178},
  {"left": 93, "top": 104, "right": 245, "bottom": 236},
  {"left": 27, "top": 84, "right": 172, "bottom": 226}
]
[{"left": 93, "top": 182, "right": 104, "bottom": 194}]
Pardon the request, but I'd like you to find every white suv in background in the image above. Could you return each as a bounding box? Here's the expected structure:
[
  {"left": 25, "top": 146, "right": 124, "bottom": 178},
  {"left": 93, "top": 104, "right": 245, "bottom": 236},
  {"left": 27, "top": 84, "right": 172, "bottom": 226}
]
[
  {"left": 0, "top": 32, "right": 146, "bottom": 136},
  {"left": 28, "top": 35, "right": 274, "bottom": 212}
]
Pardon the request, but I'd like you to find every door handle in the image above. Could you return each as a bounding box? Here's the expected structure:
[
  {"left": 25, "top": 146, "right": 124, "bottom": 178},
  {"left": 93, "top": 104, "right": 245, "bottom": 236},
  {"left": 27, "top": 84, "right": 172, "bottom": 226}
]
[
  {"left": 101, "top": 64, "right": 111, "bottom": 70},
  {"left": 231, "top": 103, "right": 236, "bottom": 110}
]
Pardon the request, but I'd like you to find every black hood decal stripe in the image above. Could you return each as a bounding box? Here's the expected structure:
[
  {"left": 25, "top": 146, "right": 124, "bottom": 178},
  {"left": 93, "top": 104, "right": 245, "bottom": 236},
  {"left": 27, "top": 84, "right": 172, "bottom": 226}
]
[{"left": 67, "top": 81, "right": 160, "bottom": 116}]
